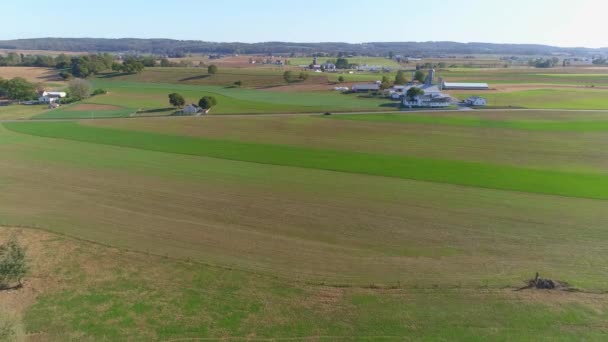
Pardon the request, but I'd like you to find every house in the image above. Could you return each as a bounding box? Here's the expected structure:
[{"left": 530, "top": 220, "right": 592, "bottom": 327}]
[
  {"left": 182, "top": 104, "right": 203, "bottom": 115},
  {"left": 464, "top": 96, "right": 487, "bottom": 106},
  {"left": 352, "top": 83, "right": 380, "bottom": 92},
  {"left": 321, "top": 62, "right": 336, "bottom": 72},
  {"left": 38, "top": 91, "right": 67, "bottom": 104},
  {"left": 403, "top": 93, "right": 452, "bottom": 108}
]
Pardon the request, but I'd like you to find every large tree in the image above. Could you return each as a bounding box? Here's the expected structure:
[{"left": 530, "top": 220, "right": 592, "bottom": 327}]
[
  {"left": 394, "top": 71, "right": 408, "bottom": 85},
  {"left": 335, "top": 58, "right": 350, "bottom": 69},
  {"left": 406, "top": 87, "right": 425, "bottom": 100},
  {"left": 120, "top": 56, "right": 145, "bottom": 74},
  {"left": 0, "top": 77, "right": 37, "bottom": 101},
  {"left": 169, "top": 93, "right": 186, "bottom": 108},
  {"left": 68, "top": 78, "right": 92, "bottom": 100},
  {"left": 208, "top": 65, "right": 218, "bottom": 75},
  {"left": 198, "top": 96, "right": 218, "bottom": 110},
  {"left": 380, "top": 76, "right": 392, "bottom": 90},
  {"left": 414, "top": 70, "right": 426, "bottom": 83}
]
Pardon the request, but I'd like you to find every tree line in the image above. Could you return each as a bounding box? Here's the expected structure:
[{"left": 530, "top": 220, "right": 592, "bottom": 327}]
[
  {"left": 0, "top": 52, "right": 148, "bottom": 78},
  {"left": 1, "top": 38, "right": 605, "bottom": 56}
]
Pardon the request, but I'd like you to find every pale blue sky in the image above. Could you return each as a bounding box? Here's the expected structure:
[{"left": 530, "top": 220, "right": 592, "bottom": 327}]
[{"left": 2, "top": 0, "right": 606, "bottom": 47}]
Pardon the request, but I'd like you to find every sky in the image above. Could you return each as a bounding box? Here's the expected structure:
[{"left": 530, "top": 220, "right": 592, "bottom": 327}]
[{"left": 2, "top": 0, "right": 606, "bottom": 48}]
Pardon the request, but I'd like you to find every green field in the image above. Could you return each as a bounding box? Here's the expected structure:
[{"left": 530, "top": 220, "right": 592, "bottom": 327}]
[
  {"left": 453, "top": 88, "right": 608, "bottom": 109},
  {"left": 4, "top": 63, "right": 608, "bottom": 340},
  {"left": 330, "top": 112, "right": 608, "bottom": 131},
  {"left": 7, "top": 120, "right": 608, "bottom": 200},
  {"left": 33, "top": 104, "right": 135, "bottom": 119}
]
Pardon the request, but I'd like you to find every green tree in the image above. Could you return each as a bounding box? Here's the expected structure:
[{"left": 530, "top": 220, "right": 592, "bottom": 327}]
[
  {"left": 198, "top": 96, "right": 218, "bottom": 110},
  {"left": 68, "top": 78, "right": 92, "bottom": 101},
  {"left": 394, "top": 71, "right": 408, "bottom": 85},
  {"left": 0, "top": 236, "right": 28, "bottom": 289},
  {"left": 414, "top": 70, "right": 426, "bottom": 83},
  {"left": 338, "top": 76, "right": 345, "bottom": 83},
  {"left": 168, "top": 93, "right": 186, "bottom": 108},
  {"left": 299, "top": 72, "right": 309, "bottom": 81},
  {"left": 283, "top": 71, "right": 294, "bottom": 83},
  {"left": 121, "top": 57, "right": 145, "bottom": 73},
  {"left": 406, "top": 87, "right": 425, "bottom": 100},
  {"left": 160, "top": 58, "right": 171, "bottom": 67},
  {"left": 0, "top": 77, "right": 37, "bottom": 101},
  {"left": 380, "top": 76, "right": 391, "bottom": 90},
  {"left": 208, "top": 65, "right": 218, "bottom": 75},
  {"left": 335, "top": 58, "right": 350, "bottom": 69}
]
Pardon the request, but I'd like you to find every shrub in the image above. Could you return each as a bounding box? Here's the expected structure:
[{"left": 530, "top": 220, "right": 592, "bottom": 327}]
[
  {"left": 0, "top": 236, "right": 28, "bottom": 289},
  {"left": 91, "top": 88, "right": 107, "bottom": 96}
]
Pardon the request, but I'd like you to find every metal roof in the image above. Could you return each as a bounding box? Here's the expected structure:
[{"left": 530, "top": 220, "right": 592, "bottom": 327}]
[{"left": 443, "top": 82, "right": 489, "bottom": 89}]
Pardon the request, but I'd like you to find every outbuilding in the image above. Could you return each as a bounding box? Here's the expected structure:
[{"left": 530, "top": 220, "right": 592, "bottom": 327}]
[
  {"left": 442, "top": 82, "right": 490, "bottom": 90},
  {"left": 464, "top": 96, "right": 487, "bottom": 106},
  {"left": 351, "top": 83, "right": 380, "bottom": 92}
]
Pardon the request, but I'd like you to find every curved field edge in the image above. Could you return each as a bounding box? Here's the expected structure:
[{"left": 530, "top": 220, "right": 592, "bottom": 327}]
[
  {"left": 5, "top": 121, "right": 608, "bottom": 200},
  {"left": 328, "top": 113, "right": 608, "bottom": 132}
]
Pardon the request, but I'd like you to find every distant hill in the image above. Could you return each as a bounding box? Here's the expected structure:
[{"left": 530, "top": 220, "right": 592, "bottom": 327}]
[{"left": 0, "top": 38, "right": 606, "bottom": 56}]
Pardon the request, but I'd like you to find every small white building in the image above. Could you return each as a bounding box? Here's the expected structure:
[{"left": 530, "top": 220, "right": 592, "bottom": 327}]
[
  {"left": 38, "top": 91, "right": 67, "bottom": 104},
  {"left": 464, "top": 96, "right": 487, "bottom": 106}
]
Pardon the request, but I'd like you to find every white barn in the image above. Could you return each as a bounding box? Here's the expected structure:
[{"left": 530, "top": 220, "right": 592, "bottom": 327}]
[
  {"left": 352, "top": 83, "right": 380, "bottom": 92},
  {"left": 442, "top": 82, "right": 490, "bottom": 90}
]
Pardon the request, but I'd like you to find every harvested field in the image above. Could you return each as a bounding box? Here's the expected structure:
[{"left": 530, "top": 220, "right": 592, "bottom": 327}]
[{"left": 0, "top": 67, "right": 64, "bottom": 83}]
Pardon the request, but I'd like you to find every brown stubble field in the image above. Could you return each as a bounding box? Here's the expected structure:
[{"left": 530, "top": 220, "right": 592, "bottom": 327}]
[{"left": 0, "top": 67, "right": 64, "bottom": 83}]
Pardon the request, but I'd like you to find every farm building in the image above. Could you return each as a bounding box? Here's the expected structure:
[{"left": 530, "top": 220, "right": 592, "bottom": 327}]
[
  {"left": 321, "top": 62, "right": 336, "bottom": 71},
  {"left": 464, "top": 96, "right": 487, "bottom": 106},
  {"left": 352, "top": 83, "right": 380, "bottom": 92},
  {"left": 442, "top": 82, "right": 490, "bottom": 90},
  {"left": 38, "top": 91, "right": 67, "bottom": 104},
  {"left": 182, "top": 104, "right": 203, "bottom": 115},
  {"left": 403, "top": 93, "right": 452, "bottom": 108}
]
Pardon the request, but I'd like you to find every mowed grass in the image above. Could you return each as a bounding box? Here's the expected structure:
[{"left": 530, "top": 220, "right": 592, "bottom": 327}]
[
  {"left": 0, "top": 104, "right": 48, "bottom": 120},
  {"left": 6, "top": 120, "right": 608, "bottom": 200},
  {"left": 89, "top": 79, "right": 395, "bottom": 114},
  {"left": 453, "top": 88, "right": 608, "bottom": 109},
  {"left": 437, "top": 68, "right": 608, "bottom": 85},
  {"left": 330, "top": 112, "right": 608, "bottom": 131},
  {"left": 6, "top": 228, "right": 607, "bottom": 341},
  {"left": 33, "top": 104, "right": 134, "bottom": 119}
]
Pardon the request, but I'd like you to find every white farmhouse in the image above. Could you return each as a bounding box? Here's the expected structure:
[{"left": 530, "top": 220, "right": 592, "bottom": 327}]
[
  {"left": 464, "top": 96, "right": 487, "bottom": 106},
  {"left": 403, "top": 93, "right": 452, "bottom": 108},
  {"left": 38, "top": 91, "right": 67, "bottom": 104}
]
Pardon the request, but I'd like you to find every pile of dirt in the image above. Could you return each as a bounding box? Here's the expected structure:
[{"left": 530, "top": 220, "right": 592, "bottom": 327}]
[{"left": 518, "top": 273, "right": 572, "bottom": 291}]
